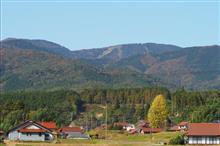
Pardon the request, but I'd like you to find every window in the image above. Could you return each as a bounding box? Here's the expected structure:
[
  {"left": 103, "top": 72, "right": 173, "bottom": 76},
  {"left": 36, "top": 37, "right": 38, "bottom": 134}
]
[
  {"left": 26, "top": 133, "right": 32, "bottom": 136},
  {"left": 39, "top": 133, "right": 42, "bottom": 137},
  {"left": 209, "top": 137, "right": 217, "bottom": 144},
  {"left": 198, "top": 137, "right": 202, "bottom": 144}
]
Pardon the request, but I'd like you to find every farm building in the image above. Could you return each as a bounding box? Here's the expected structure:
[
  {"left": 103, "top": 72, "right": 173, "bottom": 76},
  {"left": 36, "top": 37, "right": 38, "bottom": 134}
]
[
  {"left": 58, "top": 127, "right": 90, "bottom": 139},
  {"left": 7, "top": 120, "right": 54, "bottom": 141},
  {"left": 114, "top": 122, "right": 135, "bottom": 131},
  {"left": 169, "top": 121, "right": 188, "bottom": 132},
  {"left": 187, "top": 123, "right": 220, "bottom": 145},
  {"left": 140, "top": 127, "right": 162, "bottom": 134},
  {"left": 137, "top": 120, "right": 150, "bottom": 128},
  {"left": 114, "top": 122, "right": 129, "bottom": 129}
]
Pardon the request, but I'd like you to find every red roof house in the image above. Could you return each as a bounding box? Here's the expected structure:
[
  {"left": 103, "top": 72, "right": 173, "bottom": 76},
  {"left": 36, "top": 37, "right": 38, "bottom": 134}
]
[
  {"left": 169, "top": 121, "right": 188, "bottom": 132},
  {"left": 38, "top": 122, "right": 57, "bottom": 131},
  {"left": 7, "top": 120, "right": 54, "bottom": 141},
  {"left": 114, "top": 122, "right": 129, "bottom": 127},
  {"left": 59, "top": 127, "right": 82, "bottom": 133},
  {"left": 59, "top": 127, "right": 89, "bottom": 139},
  {"left": 140, "top": 127, "right": 162, "bottom": 134},
  {"left": 187, "top": 123, "right": 220, "bottom": 145},
  {"left": 137, "top": 120, "right": 150, "bottom": 128}
]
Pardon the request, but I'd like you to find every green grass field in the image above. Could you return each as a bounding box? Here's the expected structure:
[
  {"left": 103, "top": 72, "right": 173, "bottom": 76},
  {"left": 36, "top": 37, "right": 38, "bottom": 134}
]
[
  {"left": 7, "top": 131, "right": 187, "bottom": 146},
  {"left": 6, "top": 130, "right": 216, "bottom": 146}
]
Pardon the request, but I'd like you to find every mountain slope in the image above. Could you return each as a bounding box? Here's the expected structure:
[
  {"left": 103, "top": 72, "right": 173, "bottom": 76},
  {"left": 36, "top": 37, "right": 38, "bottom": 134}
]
[
  {"left": 1, "top": 38, "right": 219, "bottom": 90},
  {"left": 71, "top": 43, "right": 181, "bottom": 66},
  {"left": 1, "top": 38, "right": 72, "bottom": 58},
  {"left": 105, "top": 45, "right": 220, "bottom": 89},
  {"left": 146, "top": 45, "right": 220, "bottom": 89},
  {"left": 0, "top": 44, "right": 164, "bottom": 91},
  {"left": 0, "top": 48, "right": 113, "bottom": 91}
]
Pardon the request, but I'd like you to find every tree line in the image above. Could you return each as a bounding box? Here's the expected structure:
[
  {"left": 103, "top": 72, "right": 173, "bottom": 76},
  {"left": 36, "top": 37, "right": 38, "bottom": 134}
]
[{"left": 0, "top": 87, "right": 220, "bottom": 131}]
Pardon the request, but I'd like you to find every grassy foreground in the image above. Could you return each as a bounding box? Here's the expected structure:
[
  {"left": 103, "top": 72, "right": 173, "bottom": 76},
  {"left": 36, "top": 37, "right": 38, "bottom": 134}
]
[
  {"left": 5, "top": 131, "right": 187, "bottom": 146},
  {"left": 6, "top": 131, "right": 217, "bottom": 146}
]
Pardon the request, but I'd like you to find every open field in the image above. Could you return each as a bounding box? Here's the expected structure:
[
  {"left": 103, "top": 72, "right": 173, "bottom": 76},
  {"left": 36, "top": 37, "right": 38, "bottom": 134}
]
[
  {"left": 4, "top": 131, "right": 220, "bottom": 146},
  {"left": 4, "top": 131, "right": 213, "bottom": 146}
]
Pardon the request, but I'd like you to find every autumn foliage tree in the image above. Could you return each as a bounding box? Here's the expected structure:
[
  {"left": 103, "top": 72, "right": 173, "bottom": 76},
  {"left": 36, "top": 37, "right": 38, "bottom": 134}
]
[{"left": 147, "top": 94, "right": 168, "bottom": 128}]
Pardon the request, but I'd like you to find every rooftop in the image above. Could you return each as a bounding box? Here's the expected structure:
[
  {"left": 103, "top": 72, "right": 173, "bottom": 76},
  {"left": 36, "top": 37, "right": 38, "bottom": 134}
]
[
  {"left": 187, "top": 123, "right": 220, "bottom": 136},
  {"left": 178, "top": 121, "right": 188, "bottom": 126},
  {"left": 59, "top": 127, "right": 82, "bottom": 133},
  {"left": 38, "top": 122, "right": 57, "bottom": 129}
]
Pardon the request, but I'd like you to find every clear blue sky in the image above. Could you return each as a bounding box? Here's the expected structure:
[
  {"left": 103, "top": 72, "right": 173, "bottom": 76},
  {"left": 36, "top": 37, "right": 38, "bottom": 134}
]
[{"left": 1, "top": 0, "right": 219, "bottom": 50}]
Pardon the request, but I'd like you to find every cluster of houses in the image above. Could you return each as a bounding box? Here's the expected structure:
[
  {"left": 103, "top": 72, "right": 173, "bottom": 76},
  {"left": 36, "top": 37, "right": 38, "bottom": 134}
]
[
  {"left": 114, "top": 120, "right": 220, "bottom": 145},
  {"left": 1, "top": 120, "right": 220, "bottom": 145},
  {"left": 114, "top": 120, "right": 162, "bottom": 134},
  {"left": 4, "top": 120, "right": 90, "bottom": 141}
]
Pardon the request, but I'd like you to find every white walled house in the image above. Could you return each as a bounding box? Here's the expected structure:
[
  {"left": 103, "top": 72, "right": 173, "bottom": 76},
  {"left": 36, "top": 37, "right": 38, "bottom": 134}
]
[
  {"left": 169, "top": 121, "right": 188, "bottom": 132},
  {"left": 125, "top": 124, "right": 135, "bottom": 132},
  {"left": 7, "top": 121, "right": 54, "bottom": 141},
  {"left": 187, "top": 123, "right": 220, "bottom": 145},
  {"left": 178, "top": 121, "right": 188, "bottom": 131}
]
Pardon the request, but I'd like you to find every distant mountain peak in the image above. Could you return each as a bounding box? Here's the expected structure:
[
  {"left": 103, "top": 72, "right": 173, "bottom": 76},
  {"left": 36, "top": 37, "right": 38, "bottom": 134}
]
[{"left": 1, "top": 38, "right": 72, "bottom": 58}]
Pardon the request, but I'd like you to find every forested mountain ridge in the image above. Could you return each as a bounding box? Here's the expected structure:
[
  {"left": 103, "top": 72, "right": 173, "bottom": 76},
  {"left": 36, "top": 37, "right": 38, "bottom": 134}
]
[
  {"left": 1, "top": 38, "right": 219, "bottom": 91},
  {"left": 71, "top": 43, "right": 181, "bottom": 61},
  {"left": 1, "top": 38, "right": 72, "bottom": 57},
  {"left": 0, "top": 44, "right": 163, "bottom": 91}
]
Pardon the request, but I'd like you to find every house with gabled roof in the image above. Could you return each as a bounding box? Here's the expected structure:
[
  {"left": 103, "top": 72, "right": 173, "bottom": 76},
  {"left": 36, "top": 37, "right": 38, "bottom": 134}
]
[
  {"left": 140, "top": 127, "right": 162, "bottom": 134},
  {"left": 169, "top": 121, "right": 188, "bottom": 132},
  {"left": 7, "top": 120, "right": 54, "bottom": 141},
  {"left": 58, "top": 126, "right": 90, "bottom": 139},
  {"left": 187, "top": 123, "right": 220, "bottom": 145},
  {"left": 37, "top": 122, "right": 57, "bottom": 131}
]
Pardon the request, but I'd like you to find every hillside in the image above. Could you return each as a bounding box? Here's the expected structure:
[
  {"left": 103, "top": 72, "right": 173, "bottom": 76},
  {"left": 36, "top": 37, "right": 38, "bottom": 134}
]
[
  {"left": 105, "top": 45, "right": 220, "bottom": 89},
  {"left": 0, "top": 48, "right": 113, "bottom": 91},
  {"left": 0, "top": 38, "right": 219, "bottom": 91},
  {"left": 0, "top": 40, "right": 163, "bottom": 91},
  {"left": 1, "top": 38, "right": 72, "bottom": 58}
]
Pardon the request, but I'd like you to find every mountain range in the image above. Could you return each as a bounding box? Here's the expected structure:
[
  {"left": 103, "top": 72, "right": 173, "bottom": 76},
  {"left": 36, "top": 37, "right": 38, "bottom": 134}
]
[{"left": 0, "top": 38, "right": 219, "bottom": 91}]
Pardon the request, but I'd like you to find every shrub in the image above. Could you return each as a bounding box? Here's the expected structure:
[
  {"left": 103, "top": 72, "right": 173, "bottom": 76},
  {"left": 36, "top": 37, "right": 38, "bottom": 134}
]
[{"left": 169, "top": 134, "right": 185, "bottom": 145}]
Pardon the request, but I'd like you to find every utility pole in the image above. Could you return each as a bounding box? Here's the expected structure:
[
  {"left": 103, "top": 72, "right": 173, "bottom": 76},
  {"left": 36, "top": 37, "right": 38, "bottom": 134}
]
[
  {"left": 105, "top": 103, "right": 108, "bottom": 140},
  {"left": 90, "top": 114, "right": 93, "bottom": 129},
  {"left": 86, "top": 115, "right": 88, "bottom": 132}
]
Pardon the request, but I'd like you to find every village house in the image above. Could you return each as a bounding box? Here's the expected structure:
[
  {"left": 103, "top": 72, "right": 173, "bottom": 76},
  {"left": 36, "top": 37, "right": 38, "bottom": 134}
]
[
  {"left": 137, "top": 120, "right": 150, "bottom": 128},
  {"left": 37, "top": 122, "right": 57, "bottom": 131},
  {"left": 125, "top": 124, "right": 135, "bottom": 132},
  {"left": 139, "top": 127, "right": 162, "bottom": 134},
  {"left": 169, "top": 121, "right": 188, "bottom": 132},
  {"left": 58, "top": 127, "right": 90, "bottom": 139},
  {"left": 114, "top": 122, "right": 129, "bottom": 129},
  {"left": 114, "top": 122, "right": 135, "bottom": 132},
  {"left": 7, "top": 120, "right": 54, "bottom": 141},
  {"left": 187, "top": 123, "right": 220, "bottom": 145},
  {"left": 135, "top": 120, "right": 162, "bottom": 134}
]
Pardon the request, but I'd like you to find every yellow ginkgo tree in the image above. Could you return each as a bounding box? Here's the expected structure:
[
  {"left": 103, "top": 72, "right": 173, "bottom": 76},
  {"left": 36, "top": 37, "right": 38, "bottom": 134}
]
[{"left": 147, "top": 94, "right": 168, "bottom": 128}]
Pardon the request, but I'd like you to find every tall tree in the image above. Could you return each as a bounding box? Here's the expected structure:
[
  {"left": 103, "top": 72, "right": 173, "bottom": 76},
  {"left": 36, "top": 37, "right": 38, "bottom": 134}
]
[{"left": 147, "top": 94, "right": 168, "bottom": 128}]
